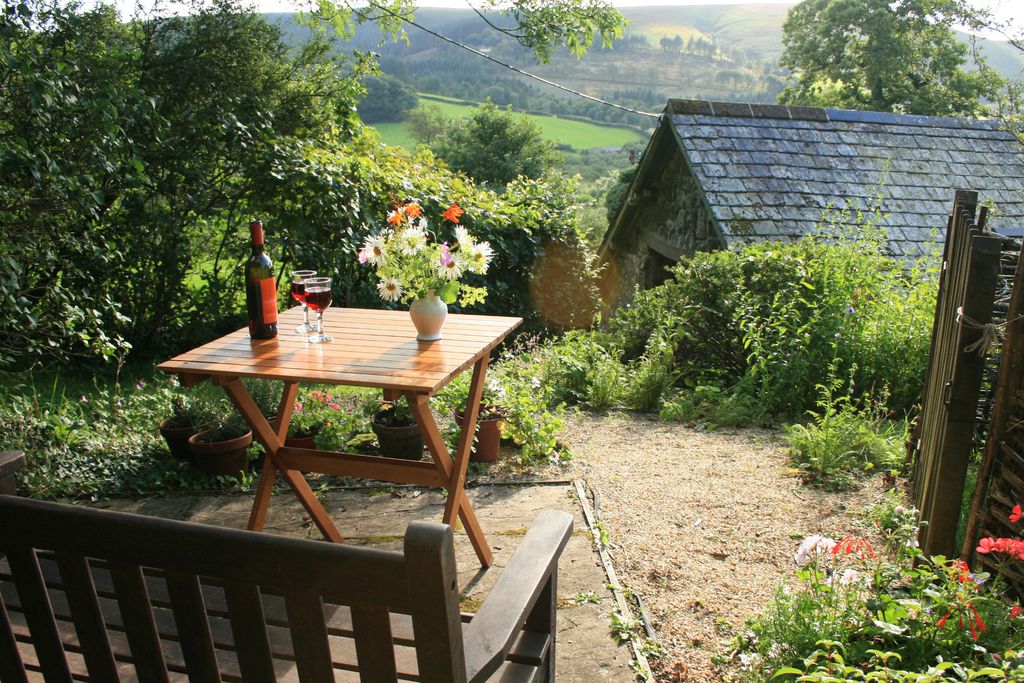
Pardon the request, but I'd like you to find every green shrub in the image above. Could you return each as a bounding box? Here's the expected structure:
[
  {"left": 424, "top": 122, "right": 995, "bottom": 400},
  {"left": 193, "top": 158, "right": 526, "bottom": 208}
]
[
  {"left": 783, "top": 379, "right": 907, "bottom": 490},
  {"left": 660, "top": 383, "right": 769, "bottom": 429},
  {"left": 609, "top": 209, "right": 936, "bottom": 418},
  {"left": 623, "top": 329, "right": 677, "bottom": 412}
]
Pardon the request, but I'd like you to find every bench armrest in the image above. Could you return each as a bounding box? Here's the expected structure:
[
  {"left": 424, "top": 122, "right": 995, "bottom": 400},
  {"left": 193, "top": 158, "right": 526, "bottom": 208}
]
[{"left": 463, "top": 510, "right": 573, "bottom": 682}]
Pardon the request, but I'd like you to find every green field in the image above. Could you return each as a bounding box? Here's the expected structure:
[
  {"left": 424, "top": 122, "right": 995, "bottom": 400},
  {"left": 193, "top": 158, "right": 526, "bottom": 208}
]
[{"left": 374, "top": 95, "right": 649, "bottom": 152}]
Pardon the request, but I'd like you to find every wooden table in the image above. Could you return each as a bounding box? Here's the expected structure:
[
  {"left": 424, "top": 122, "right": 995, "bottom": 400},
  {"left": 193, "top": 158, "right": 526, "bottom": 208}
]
[{"left": 157, "top": 306, "right": 521, "bottom": 567}]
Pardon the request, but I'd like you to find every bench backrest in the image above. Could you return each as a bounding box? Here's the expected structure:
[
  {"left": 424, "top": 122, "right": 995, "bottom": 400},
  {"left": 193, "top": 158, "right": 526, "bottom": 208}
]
[{"left": 0, "top": 495, "right": 468, "bottom": 682}]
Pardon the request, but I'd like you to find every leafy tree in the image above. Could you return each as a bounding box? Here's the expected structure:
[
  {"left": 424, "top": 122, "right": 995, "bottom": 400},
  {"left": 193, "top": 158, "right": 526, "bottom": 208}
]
[
  {"left": 778, "top": 0, "right": 996, "bottom": 116},
  {"left": 430, "top": 102, "right": 562, "bottom": 188},
  {"left": 406, "top": 104, "right": 448, "bottom": 145},
  {"left": 357, "top": 74, "right": 418, "bottom": 123}
]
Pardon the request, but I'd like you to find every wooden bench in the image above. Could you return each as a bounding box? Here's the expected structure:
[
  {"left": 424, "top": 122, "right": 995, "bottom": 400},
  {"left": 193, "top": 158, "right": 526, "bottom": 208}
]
[
  {"left": 0, "top": 451, "right": 25, "bottom": 496},
  {"left": 0, "top": 496, "right": 573, "bottom": 682}
]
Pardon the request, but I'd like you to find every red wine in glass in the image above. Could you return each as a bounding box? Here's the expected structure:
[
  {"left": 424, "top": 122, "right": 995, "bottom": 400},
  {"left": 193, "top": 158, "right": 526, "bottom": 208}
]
[
  {"left": 304, "top": 288, "right": 333, "bottom": 313},
  {"left": 290, "top": 269, "right": 316, "bottom": 334},
  {"left": 303, "top": 277, "right": 333, "bottom": 343},
  {"left": 290, "top": 280, "right": 306, "bottom": 303}
]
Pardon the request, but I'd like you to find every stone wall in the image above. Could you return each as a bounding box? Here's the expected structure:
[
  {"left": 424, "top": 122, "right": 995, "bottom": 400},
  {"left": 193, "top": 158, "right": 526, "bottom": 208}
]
[{"left": 602, "top": 146, "right": 725, "bottom": 311}]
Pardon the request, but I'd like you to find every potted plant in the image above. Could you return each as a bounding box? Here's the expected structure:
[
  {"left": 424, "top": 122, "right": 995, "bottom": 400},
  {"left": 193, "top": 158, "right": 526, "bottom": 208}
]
[
  {"left": 159, "top": 396, "right": 207, "bottom": 461},
  {"left": 454, "top": 379, "right": 508, "bottom": 463},
  {"left": 357, "top": 200, "right": 492, "bottom": 340},
  {"left": 188, "top": 412, "right": 253, "bottom": 478},
  {"left": 285, "top": 392, "right": 336, "bottom": 449},
  {"left": 371, "top": 398, "right": 423, "bottom": 460}
]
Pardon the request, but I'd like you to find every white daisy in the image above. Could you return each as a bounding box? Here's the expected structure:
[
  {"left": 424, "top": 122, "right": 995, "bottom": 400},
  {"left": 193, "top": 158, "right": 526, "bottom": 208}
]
[
  {"left": 360, "top": 235, "right": 386, "bottom": 266},
  {"left": 436, "top": 252, "right": 466, "bottom": 280},
  {"left": 466, "top": 241, "right": 493, "bottom": 273},
  {"left": 396, "top": 227, "right": 426, "bottom": 255},
  {"left": 377, "top": 277, "right": 403, "bottom": 302},
  {"left": 454, "top": 226, "right": 473, "bottom": 248}
]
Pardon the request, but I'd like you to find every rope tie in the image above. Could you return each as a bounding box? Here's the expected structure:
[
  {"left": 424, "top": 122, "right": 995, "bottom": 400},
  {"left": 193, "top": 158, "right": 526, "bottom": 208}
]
[{"left": 956, "top": 307, "right": 1005, "bottom": 356}]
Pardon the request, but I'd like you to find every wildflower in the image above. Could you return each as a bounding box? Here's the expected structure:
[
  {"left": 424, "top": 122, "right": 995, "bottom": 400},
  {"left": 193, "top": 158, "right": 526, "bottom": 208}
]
[
  {"left": 977, "top": 536, "right": 1024, "bottom": 560},
  {"left": 443, "top": 202, "right": 464, "bottom": 223},
  {"left": 387, "top": 209, "right": 404, "bottom": 225},
  {"left": 832, "top": 536, "right": 876, "bottom": 560},
  {"left": 846, "top": 306, "right": 855, "bottom": 314},
  {"left": 838, "top": 568, "right": 860, "bottom": 586},
  {"left": 531, "top": 376, "right": 541, "bottom": 389},
  {"left": 294, "top": 402, "right": 303, "bottom": 413},
  {"left": 795, "top": 534, "right": 836, "bottom": 566},
  {"left": 395, "top": 227, "right": 426, "bottom": 255},
  {"left": 437, "top": 253, "right": 465, "bottom": 280},
  {"left": 465, "top": 241, "right": 492, "bottom": 274},
  {"left": 1011, "top": 504, "right": 1023, "bottom": 524},
  {"left": 377, "top": 278, "right": 403, "bottom": 302},
  {"left": 80, "top": 395, "right": 88, "bottom": 403},
  {"left": 1011, "top": 605, "right": 1023, "bottom": 619},
  {"left": 135, "top": 379, "right": 145, "bottom": 390},
  {"left": 404, "top": 202, "right": 422, "bottom": 219},
  {"left": 454, "top": 225, "right": 473, "bottom": 248},
  {"left": 936, "top": 603, "right": 987, "bottom": 640},
  {"left": 360, "top": 236, "right": 386, "bottom": 267},
  {"left": 116, "top": 399, "right": 124, "bottom": 408},
  {"left": 439, "top": 243, "right": 453, "bottom": 266}
]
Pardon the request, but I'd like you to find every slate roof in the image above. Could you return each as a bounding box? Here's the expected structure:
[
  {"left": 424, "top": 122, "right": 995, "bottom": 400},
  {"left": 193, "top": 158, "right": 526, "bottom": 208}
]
[{"left": 665, "top": 99, "right": 1024, "bottom": 260}]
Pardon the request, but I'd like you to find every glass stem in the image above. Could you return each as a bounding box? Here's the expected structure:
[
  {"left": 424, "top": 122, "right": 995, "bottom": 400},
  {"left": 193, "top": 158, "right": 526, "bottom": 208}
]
[
  {"left": 302, "top": 303, "right": 310, "bottom": 327},
  {"left": 317, "top": 311, "right": 324, "bottom": 338}
]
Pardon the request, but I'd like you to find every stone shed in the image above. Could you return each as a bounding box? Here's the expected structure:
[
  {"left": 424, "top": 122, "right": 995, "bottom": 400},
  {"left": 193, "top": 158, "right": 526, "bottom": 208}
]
[{"left": 599, "top": 98, "right": 1024, "bottom": 311}]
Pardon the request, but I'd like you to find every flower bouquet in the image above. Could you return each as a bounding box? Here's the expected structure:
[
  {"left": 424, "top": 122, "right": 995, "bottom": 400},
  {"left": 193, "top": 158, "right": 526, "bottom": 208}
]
[{"left": 358, "top": 201, "right": 492, "bottom": 340}]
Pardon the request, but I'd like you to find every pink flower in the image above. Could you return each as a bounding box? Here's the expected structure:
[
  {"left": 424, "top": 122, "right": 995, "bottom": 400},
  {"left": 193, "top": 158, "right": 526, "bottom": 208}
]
[
  {"left": 1010, "top": 504, "right": 1023, "bottom": 524},
  {"left": 358, "top": 250, "right": 368, "bottom": 264},
  {"left": 439, "top": 243, "right": 453, "bottom": 266}
]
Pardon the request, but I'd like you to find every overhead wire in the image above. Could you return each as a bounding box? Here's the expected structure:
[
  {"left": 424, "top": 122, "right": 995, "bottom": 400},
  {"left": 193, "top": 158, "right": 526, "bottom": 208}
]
[{"left": 359, "top": 0, "right": 660, "bottom": 120}]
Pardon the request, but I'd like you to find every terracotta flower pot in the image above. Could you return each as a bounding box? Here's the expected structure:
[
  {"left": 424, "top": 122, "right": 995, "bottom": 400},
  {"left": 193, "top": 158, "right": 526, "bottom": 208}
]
[
  {"left": 455, "top": 407, "right": 504, "bottom": 463},
  {"left": 371, "top": 411, "right": 424, "bottom": 460},
  {"left": 187, "top": 429, "right": 253, "bottom": 479},
  {"left": 159, "top": 419, "right": 202, "bottom": 462}
]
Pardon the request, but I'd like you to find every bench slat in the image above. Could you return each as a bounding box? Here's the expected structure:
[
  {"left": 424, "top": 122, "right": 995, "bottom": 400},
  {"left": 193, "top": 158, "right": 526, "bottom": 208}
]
[
  {"left": 7, "top": 547, "right": 72, "bottom": 682},
  {"left": 165, "top": 570, "right": 220, "bottom": 681},
  {"left": 284, "top": 591, "right": 334, "bottom": 681},
  {"left": 224, "top": 583, "right": 275, "bottom": 683},
  {"left": 54, "top": 553, "right": 118, "bottom": 683},
  {"left": 109, "top": 561, "right": 169, "bottom": 683},
  {"left": 0, "top": 586, "right": 29, "bottom": 683},
  {"left": 352, "top": 603, "right": 399, "bottom": 682}
]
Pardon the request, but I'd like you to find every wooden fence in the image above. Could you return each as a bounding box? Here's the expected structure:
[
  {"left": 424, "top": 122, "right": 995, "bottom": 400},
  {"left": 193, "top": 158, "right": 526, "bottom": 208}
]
[
  {"left": 961, "top": 233, "right": 1024, "bottom": 586},
  {"left": 912, "top": 191, "right": 1006, "bottom": 557}
]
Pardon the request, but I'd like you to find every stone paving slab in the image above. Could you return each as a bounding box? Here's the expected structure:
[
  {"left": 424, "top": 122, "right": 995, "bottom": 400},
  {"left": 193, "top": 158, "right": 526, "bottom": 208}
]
[{"left": 93, "top": 483, "right": 635, "bottom": 681}]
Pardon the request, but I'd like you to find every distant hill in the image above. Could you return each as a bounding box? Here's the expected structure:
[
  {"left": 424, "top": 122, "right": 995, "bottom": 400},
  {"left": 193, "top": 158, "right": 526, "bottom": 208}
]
[{"left": 266, "top": 5, "right": 1023, "bottom": 116}]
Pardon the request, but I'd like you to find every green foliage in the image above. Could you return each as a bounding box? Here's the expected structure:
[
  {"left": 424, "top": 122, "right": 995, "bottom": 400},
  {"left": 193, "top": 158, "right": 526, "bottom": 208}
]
[
  {"left": 736, "top": 530, "right": 1024, "bottom": 681},
  {"left": 358, "top": 74, "right": 418, "bottom": 123},
  {"left": 623, "top": 329, "right": 676, "bottom": 412},
  {"left": 610, "top": 203, "right": 937, "bottom": 418},
  {"left": 660, "top": 384, "right": 768, "bottom": 429},
  {"left": 778, "top": 0, "right": 997, "bottom": 115},
  {"left": 474, "top": 0, "right": 627, "bottom": 63},
  {"left": 783, "top": 377, "right": 907, "bottom": 490},
  {"left": 430, "top": 101, "right": 563, "bottom": 188}
]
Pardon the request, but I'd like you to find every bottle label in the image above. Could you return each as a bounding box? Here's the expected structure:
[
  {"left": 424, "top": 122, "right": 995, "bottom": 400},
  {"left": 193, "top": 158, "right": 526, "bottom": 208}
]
[{"left": 260, "top": 277, "right": 278, "bottom": 324}]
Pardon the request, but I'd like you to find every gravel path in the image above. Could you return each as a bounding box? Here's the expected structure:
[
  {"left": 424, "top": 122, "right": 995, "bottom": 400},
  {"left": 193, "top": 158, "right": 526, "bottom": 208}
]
[{"left": 561, "top": 411, "right": 887, "bottom": 682}]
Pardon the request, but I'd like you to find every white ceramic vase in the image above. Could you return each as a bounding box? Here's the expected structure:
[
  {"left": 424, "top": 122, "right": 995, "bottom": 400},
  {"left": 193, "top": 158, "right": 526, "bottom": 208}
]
[{"left": 409, "top": 293, "right": 447, "bottom": 341}]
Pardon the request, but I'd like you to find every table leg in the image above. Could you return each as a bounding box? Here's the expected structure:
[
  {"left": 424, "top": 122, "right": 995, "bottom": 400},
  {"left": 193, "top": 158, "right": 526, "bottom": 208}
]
[
  {"left": 406, "top": 354, "right": 493, "bottom": 567},
  {"left": 218, "top": 378, "right": 343, "bottom": 543}
]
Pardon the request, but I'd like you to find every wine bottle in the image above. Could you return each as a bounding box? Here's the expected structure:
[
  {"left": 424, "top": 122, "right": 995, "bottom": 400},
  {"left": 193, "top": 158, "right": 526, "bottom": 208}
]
[{"left": 245, "top": 220, "right": 278, "bottom": 339}]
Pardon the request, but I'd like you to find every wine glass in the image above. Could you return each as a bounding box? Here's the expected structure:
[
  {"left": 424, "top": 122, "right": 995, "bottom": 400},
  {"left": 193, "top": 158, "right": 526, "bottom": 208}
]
[
  {"left": 290, "top": 270, "right": 317, "bottom": 334},
  {"left": 303, "top": 277, "right": 333, "bottom": 344}
]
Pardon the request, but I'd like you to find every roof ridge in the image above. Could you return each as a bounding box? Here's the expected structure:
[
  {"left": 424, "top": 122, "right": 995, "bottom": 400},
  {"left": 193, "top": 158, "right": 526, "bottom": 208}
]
[{"left": 664, "top": 98, "right": 1001, "bottom": 130}]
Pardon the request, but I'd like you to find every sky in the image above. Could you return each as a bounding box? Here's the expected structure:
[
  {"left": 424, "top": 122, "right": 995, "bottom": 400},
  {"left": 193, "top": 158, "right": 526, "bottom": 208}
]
[{"left": 115, "top": 0, "right": 1020, "bottom": 37}]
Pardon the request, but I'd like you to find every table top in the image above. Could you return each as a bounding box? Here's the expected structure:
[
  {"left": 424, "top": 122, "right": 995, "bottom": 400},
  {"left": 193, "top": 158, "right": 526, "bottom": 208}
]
[{"left": 157, "top": 307, "right": 522, "bottom": 395}]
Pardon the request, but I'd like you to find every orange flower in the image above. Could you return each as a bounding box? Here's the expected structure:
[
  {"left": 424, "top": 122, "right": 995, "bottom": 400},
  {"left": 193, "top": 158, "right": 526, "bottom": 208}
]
[
  {"left": 387, "top": 209, "right": 404, "bottom": 226},
  {"left": 442, "top": 202, "right": 464, "bottom": 223},
  {"left": 404, "top": 202, "right": 422, "bottom": 218},
  {"left": 832, "top": 536, "right": 876, "bottom": 560}
]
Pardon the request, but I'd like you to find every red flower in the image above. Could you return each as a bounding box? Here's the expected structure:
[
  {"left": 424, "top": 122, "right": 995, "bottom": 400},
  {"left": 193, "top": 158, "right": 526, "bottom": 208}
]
[
  {"left": 1011, "top": 504, "right": 1023, "bottom": 524},
  {"left": 976, "top": 536, "right": 1024, "bottom": 559},
  {"left": 949, "top": 560, "right": 972, "bottom": 584},
  {"left": 968, "top": 604, "right": 987, "bottom": 640},
  {"left": 403, "top": 202, "right": 422, "bottom": 218},
  {"left": 442, "top": 202, "right": 464, "bottom": 223},
  {"left": 1010, "top": 605, "right": 1023, "bottom": 619},
  {"left": 832, "top": 536, "right": 876, "bottom": 560},
  {"left": 937, "top": 611, "right": 950, "bottom": 628}
]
